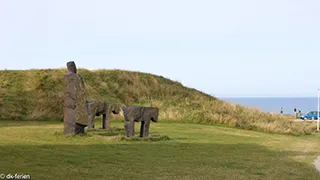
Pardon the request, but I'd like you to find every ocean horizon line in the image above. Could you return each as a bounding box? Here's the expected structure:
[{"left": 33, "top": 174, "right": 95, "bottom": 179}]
[{"left": 218, "top": 96, "right": 318, "bottom": 98}]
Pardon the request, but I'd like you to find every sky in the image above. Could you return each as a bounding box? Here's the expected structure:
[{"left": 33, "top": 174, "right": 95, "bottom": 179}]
[{"left": 0, "top": 0, "right": 319, "bottom": 97}]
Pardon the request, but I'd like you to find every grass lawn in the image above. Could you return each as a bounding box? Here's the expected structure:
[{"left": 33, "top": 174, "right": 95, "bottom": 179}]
[{"left": 0, "top": 120, "right": 319, "bottom": 180}]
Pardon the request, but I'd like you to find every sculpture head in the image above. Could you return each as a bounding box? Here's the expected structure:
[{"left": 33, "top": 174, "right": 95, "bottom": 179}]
[
  {"left": 67, "top": 61, "right": 77, "bottom": 74},
  {"left": 149, "top": 107, "right": 159, "bottom": 122},
  {"left": 110, "top": 104, "right": 121, "bottom": 115}
]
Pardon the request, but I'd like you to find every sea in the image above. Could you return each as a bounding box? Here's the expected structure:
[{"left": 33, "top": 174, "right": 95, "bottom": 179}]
[{"left": 220, "top": 97, "right": 318, "bottom": 114}]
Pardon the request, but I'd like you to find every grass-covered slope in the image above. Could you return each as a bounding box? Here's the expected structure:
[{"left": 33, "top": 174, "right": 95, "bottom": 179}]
[{"left": 0, "top": 69, "right": 316, "bottom": 135}]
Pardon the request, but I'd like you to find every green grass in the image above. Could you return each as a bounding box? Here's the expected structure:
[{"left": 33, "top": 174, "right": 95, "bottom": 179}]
[
  {"left": 0, "top": 120, "right": 319, "bottom": 180},
  {"left": 0, "top": 69, "right": 316, "bottom": 135}
]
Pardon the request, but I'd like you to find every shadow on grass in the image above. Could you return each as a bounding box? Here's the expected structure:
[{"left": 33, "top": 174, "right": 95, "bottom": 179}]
[
  {"left": 54, "top": 127, "right": 172, "bottom": 142},
  {"left": 87, "top": 127, "right": 124, "bottom": 137},
  {"left": 169, "top": 137, "right": 196, "bottom": 140},
  {"left": 0, "top": 143, "right": 318, "bottom": 180},
  {"left": 73, "top": 129, "right": 171, "bottom": 142},
  {"left": 118, "top": 135, "right": 171, "bottom": 142}
]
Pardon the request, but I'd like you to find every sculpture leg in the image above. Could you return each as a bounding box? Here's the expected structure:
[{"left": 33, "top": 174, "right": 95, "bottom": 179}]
[
  {"left": 102, "top": 102, "right": 110, "bottom": 129},
  {"left": 88, "top": 114, "right": 94, "bottom": 129},
  {"left": 102, "top": 114, "right": 106, "bottom": 129},
  {"left": 140, "top": 121, "right": 145, "bottom": 137},
  {"left": 132, "top": 121, "right": 135, "bottom": 136},
  {"left": 75, "top": 123, "right": 85, "bottom": 134},
  {"left": 64, "top": 107, "right": 76, "bottom": 135},
  {"left": 105, "top": 114, "right": 110, "bottom": 130},
  {"left": 124, "top": 121, "right": 131, "bottom": 137},
  {"left": 144, "top": 120, "right": 150, "bottom": 137},
  {"left": 124, "top": 120, "right": 135, "bottom": 137},
  {"left": 140, "top": 120, "right": 150, "bottom": 137}
]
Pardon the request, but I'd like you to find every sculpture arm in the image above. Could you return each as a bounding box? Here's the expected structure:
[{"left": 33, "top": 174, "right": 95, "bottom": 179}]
[
  {"left": 78, "top": 75, "right": 88, "bottom": 103},
  {"left": 64, "top": 74, "right": 77, "bottom": 109}
]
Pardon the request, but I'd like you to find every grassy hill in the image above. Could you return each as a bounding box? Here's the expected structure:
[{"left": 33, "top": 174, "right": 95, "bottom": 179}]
[{"left": 0, "top": 69, "right": 316, "bottom": 135}]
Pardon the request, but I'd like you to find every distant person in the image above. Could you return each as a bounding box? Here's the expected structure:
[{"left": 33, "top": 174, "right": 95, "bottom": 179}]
[
  {"left": 280, "top": 107, "right": 283, "bottom": 114},
  {"left": 294, "top": 108, "right": 297, "bottom": 118},
  {"left": 294, "top": 108, "right": 296, "bottom": 113}
]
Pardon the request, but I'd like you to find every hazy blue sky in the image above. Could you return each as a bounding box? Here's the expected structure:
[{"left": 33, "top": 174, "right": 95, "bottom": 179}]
[{"left": 0, "top": 0, "right": 319, "bottom": 97}]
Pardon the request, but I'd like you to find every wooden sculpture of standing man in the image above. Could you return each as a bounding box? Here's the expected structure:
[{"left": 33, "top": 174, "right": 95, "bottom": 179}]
[{"left": 63, "top": 61, "right": 88, "bottom": 135}]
